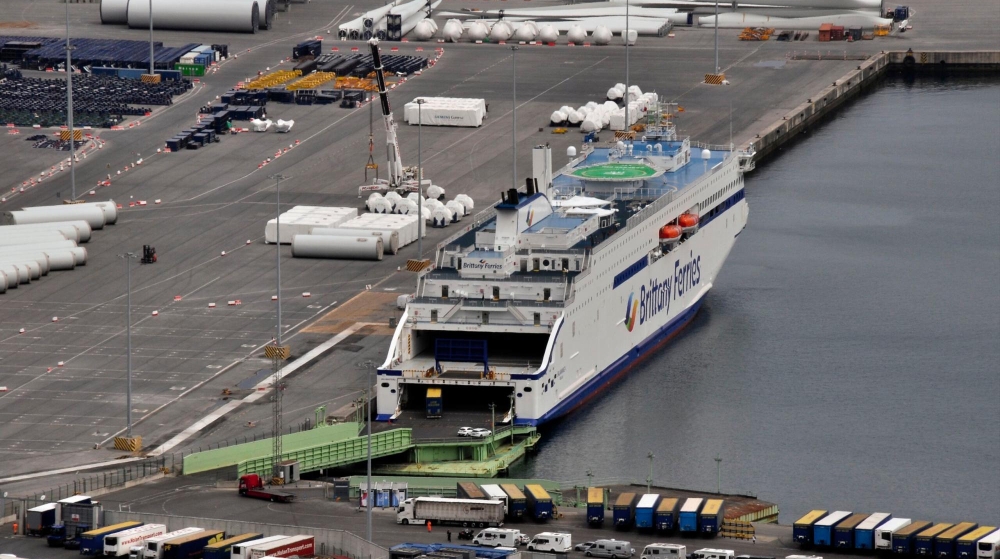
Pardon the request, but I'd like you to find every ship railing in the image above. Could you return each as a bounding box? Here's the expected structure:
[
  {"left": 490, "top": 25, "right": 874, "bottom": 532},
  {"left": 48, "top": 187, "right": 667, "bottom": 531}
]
[
  {"left": 435, "top": 205, "right": 498, "bottom": 252},
  {"left": 690, "top": 141, "right": 736, "bottom": 152}
]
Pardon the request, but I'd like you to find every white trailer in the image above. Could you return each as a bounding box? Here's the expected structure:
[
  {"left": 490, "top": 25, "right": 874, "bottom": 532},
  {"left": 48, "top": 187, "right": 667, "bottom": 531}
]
[
  {"left": 142, "top": 527, "right": 203, "bottom": 559},
  {"left": 231, "top": 536, "right": 287, "bottom": 559},
  {"left": 396, "top": 497, "right": 505, "bottom": 527},
  {"left": 105, "top": 524, "right": 167, "bottom": 556},
  {"left": 978, "top": 530, "right": 1000, "bottom": 559},
  {"left": 480, "top": 484, "right": 510, "bottom": 513}
]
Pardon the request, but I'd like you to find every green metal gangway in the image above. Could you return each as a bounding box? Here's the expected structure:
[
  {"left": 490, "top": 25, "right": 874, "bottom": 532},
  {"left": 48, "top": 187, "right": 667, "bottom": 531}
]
[{"left": 237, "top": 428, "right": 414, "bottom": 477}]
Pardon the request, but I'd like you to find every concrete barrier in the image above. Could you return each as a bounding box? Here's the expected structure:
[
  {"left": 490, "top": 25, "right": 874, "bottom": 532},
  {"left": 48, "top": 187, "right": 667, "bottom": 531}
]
[{"left": 104, "top": 511, "right": 389, "bottom": 559}]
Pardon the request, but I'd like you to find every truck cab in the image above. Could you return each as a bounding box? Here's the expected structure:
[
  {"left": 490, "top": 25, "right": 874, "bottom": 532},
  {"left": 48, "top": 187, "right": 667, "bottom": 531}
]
[{"left": 239, "top": 474, "right": 264, "bottom": 494}]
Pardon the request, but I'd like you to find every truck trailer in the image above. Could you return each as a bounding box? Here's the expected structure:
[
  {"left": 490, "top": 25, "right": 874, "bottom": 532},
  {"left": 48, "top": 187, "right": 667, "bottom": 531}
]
[
  {"left": 876, "top": 518, "right": 912, "bottom": 551},
  {"left": 231, "top": 536, "right": 287, "bottom": 559},
  {"left": 794, "top": 510, "right": 829, "bottom": 545},
  {"left": 854, "top": 513, "right": 892, "bottom": 550},
  {"left": 203, "top": 534, "right": 263, "bottom": 559},
  {"left": 397, "top": 497, "right": 506, "bottom": 527},
  {"left": 678, "top": 499, "right": 704, "bottom": 534},
  {"left": 587, "top": 487, "right": 606, "bottom": 526},
  {"left": 79, "top": 522, "right": 144, "bottom": 555},
  {"left": 105, "top": 524, "right": 167, "bottom": 556},
  {"left": 635, "top": 494, "right": 661, "bottom": 530},
  {"left": 956, "top": 527, "right": 998, "bottom": 559},
  {"left": 699, "top": 500, "right": 725, "bottom": 536},
  {"left": 936, "top": 523, "right": 980, "bottom": 559},
  {"left": 479, "top": 484, "right": 510, "bottom": 515},
  {"left": 893, "top": 521, "right": 933, "bottom": 555},
  {"left": 238, "top": 474, "right": 295, "bottom": 503},
  {"left": 525, "top": 485, "right": 554, "bottom": 521},
  {"left": 143, "top": 528, "right": 205, "bottom": 559},
  {"left": 247, "top": 535, "right": 315, "bottom": 559},
  {"left": 26, "top": 503, "right": 57, "bottom": 536},
  {"left": 655, "top": 498, "right": 680, "bottom": 532},
  {"left": 161, "top": 530, "right": 226, "bottom": 559},
  {"left": 834, "top": 513, "right": 871, "bottom": 548},
  {"left": 916, "top": 524, "right": 956, "bottom": 556},
  {"left": 457, "top": 483, "right": 486, "bottom": 500},
  {"left": 613, "top": 493, "right": 639, "bottom": 530},
  {"left": 813, "top": 511, "right": 852, "bottom": 547},
  {"left": 499, "top": 485, "right": 527, "bottom": 519},
  {"left": 974, "top": 529, "right": 1000, "bottom": 559}
]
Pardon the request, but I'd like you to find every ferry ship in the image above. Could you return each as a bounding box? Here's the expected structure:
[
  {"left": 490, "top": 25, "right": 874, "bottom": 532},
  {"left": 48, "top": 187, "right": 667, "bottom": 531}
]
[{"left": 377, "top": 115, "right": 753, "bottom": 426}]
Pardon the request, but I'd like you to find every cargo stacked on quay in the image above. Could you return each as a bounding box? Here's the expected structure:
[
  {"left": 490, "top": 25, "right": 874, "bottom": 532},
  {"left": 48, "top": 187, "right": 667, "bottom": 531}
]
[{"left": 377, "top": 109, "right": 753, "bottom": 425}]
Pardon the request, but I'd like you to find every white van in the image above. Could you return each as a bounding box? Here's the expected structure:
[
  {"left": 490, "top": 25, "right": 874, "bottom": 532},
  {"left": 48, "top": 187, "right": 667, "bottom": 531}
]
[
  {"left": 527, "top": 532, "right": 572, "bottom": 553},
  {"left": 642, "top": 544, "right": 687, "bottom": 559},
  {"left": 586, "top": 539, "right": 635, "bottom": 559},
  {"left": 474, "top": 528, "right": 524, "bottom": 548},
  {"left": 691, "top": 549, "right": 735, "bottom": 559}
]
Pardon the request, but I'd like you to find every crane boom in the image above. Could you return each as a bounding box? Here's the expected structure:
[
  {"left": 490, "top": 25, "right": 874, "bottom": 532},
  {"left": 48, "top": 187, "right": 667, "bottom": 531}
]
[{"left": 369, "top": 38, "right": 406, "bottom": 187}]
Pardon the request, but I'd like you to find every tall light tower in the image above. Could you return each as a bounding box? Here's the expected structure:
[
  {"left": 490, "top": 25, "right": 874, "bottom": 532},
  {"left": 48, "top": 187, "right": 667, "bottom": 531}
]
[
  {"left": 65, "top": 1, "right": 76, "bottom": 201},
  {"left": 148, "top": 0, "right": 155, "bottom": 76},
  {"left": 625, "top": 0, "right": 630, "bottom": 134},
  {"left": 715, "top": 454, "right": 723, "bottom": 494},
  {"left": 357, "top": 359, "right": 377, "bottom": 543},
  {"left": 416, "top": 98, "right": 425, "bottom": 259},
  {"left": 511, "top": 45, "right": 518, "bottom": 190},
  {"left": 268, "top": 174, "right": 289, "bottom": 485},
  {"left": 119, "top": 252, "right": 138, "bottom": 438}
]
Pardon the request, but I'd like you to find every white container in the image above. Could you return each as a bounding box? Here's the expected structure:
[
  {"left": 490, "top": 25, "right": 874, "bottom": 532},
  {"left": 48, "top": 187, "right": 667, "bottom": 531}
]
[
  {"left": 311, "top": 227, "right": 400, "bottom": 255},
  {"left": 292, "top": 234, "right": 384, "bottom": 261}
]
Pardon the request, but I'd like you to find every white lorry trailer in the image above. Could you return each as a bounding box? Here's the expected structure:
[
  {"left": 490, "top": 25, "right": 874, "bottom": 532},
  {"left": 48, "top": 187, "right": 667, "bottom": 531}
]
[{"left": 396, "top": 497, "right": 505, "bottom": 527}]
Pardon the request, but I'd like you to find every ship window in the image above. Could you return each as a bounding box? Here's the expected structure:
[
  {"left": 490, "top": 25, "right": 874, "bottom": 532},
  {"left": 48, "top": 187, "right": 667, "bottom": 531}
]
[
  {"left": 381, "top": 382, "right": 390, "bottom": 387},
  {"left": 524, "top": 386, "right": 532, "bottom": 392},
  {"left": 390, "top": 389, "right": 396, "bottom": 394},
  {"left": 533, "top": 258, "right": 540, "bottom": 271},
  {"left": 543, "top": 288, "right": 551, "bottom": 301},
  {"left": 441, "top": 285, "right": 449, "bottom": 298},
  {"left": 517, "top": 393, "right": 522, "bottom": 397},
  {"left": 493, "top": 286, "right": 500, "bottom": 300}
]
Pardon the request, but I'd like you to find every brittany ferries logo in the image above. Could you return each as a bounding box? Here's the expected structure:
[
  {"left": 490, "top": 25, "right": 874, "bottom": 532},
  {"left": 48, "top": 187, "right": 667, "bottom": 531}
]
[
  {"left": 624, "top": 293, "right": 639, "bottom": 332},
  {"left": 622, "top": 252, "right": 702, "bottom": 332}
]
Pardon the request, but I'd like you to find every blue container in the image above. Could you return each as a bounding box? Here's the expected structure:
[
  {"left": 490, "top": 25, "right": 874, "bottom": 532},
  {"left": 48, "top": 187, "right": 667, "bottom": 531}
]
[
  {"left": 635, "top": 494, "right": 661, "bottom": 530},
  {"left": 678, "top": 498, "right": 704, "bottom": 533},
  {"left": 90, "top": 67, "right": 118, "bottom": 76}
]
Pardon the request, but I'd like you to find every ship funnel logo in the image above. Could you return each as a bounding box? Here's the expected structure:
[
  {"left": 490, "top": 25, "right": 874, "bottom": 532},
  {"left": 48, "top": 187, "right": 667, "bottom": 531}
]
[{"left": 624, "top": 293, "right": 638, "bottom": 332}]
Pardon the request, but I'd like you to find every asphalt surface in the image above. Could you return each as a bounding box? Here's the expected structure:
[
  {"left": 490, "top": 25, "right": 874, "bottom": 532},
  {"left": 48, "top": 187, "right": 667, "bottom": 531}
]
[{"left": 0, "top": 0, "right": 995, "bottom": 496}]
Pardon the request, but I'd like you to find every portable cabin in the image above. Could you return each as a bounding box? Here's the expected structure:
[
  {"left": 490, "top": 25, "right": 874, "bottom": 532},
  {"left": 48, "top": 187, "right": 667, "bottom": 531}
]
[
  {"left": 956, "top": 527, "right": 998, "bottom": 559},
  {"left": 818, "top": 23, "right": 833, "bottom": 41},
  {"left": 814, "top": 511, "right": 853, "bottom": 547},
  {"left": 655, "top": 498, "right": 680, "bottom": 532},
  {"left": 936, "top": 523, "right": 980, "bottom": 559},
  {"left": 834, "top": 513, "right": 871, "bottom": 548},
  {"left": 794, "top": 510, "right": 829, "bottom": 545},
  {"left": 854, "top": 513, "right": 893, "bottom": 550}
]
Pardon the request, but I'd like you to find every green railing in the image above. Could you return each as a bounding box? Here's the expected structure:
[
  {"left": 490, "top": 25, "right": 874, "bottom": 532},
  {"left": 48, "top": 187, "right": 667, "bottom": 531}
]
[{"left": 238, "top": 429, "right": 414, "bottom": 477}]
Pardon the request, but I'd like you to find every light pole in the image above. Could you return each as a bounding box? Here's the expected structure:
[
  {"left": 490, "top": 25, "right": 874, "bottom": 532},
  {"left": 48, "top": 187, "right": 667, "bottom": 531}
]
[
  {"left": 625, "top": 0, "right": 629, "bottom": 133},
  {"left": 357, "top": 359, "right": 376, "bottom": 542},
  {"left": 715, "top": 454, "right": 722, "bottom": 494},
  {"left": 65, "top": 1, "right": 76, "bottom": 201},
  {"left": 416, "top": 98, "right": 425, "bottom": 259},
  {"left": 511, "top": 45, "right": 518, "bottom": 190},
  {"left": 714, "top": 0, "right": 720, "bottom": 74},
  {"left": 270, "top": 174, "right": 286, "bottom": 345},
  {"left": 646, "top": 452, "right": 654, "bottom": 494},
  {"left": 119, "top": 252, "right": 138, "bottom": 437},
  {"left": 148, "top": 0, "right": 155, "bottom": 76}
]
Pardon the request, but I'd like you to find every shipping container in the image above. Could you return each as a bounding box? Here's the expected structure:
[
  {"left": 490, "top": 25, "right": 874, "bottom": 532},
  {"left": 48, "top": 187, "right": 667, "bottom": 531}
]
[
  {"left": 813, "top": 511, "right": 852, "bottom": 547},
  {"left": 678, "top": 499, "right": 704, "bottom": 534},
  {"left": 203, "top": 534, "right": 263, "bottom": 559},
  {"left": 175, "top": 63, "right": 205, "bottom": 77},
  {"left": 794, "top": 510, "right": 829, "bottom": 545},
  {"left": 231, "top": 536, "right": 286, "bottom": 559},
  {"left": 479, "top": 484, "right": 509, "bottom": 515},
  {"left": 655, "top": 498, "right": 680, "bottom": 532},
  {"left": 79, "top": 522, "right": 144, "bottom": 555},
  {"left": 818, "top": 23, "right": 833, "bottom": 41},
  {"left": 936, "top": 523, "right": 980, "bottom": 559},
  {"left": 613, "top": 493, "right": 639, "bottom": 530},
  {"left": 834, "top": 513, "right": 871, "bottom": 548},
  {"left": 247, "top": 535, "right": 314, "bottom": 559},
  {"left": 956, "top": 527, "right": 998, "bottom": 559},
  {"left": 635, "top": 494, "right": 662, "bottom": 530},
  {"left": 854, "top": 513, "right": 892, "bottom": 550},
  {"left": 876, "top": 519, "right": 913, "bottom": 551},
  {"left": 916, "top": 524, "right": 956, "bottom": 556},
  {"left": 893, "top": 522, "right": 933, "bottom": 555},
  {"left": 699, "top": 499, "right": 725, "bottom": 536},
  {"left": 26, "top": 503, "right": 57, "bottom": 536},
  {"left": 500, "top": 484, "right": 527, "bottom": 519},
  {"left": 525, "top": 485, "right": 554, "bottom": 521},
  {"left": 587, "top": 487, "right": 606, "bottom": 526}
]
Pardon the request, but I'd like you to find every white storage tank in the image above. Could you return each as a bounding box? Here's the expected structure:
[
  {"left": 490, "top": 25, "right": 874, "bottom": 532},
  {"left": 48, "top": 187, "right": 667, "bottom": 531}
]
[
  {"left": 127, "top": 0, "right": 262, "bottom": 33},
  {"left": 3, "top": 220, "right": 92, "bottom": 242},
  {"left": 311, "top": 227, "right": 400, "bottom": 255},
  {"left": 22, "top": 200, "right": 117, "bottom": 225},
  {"left": 5, "top": 206, "right": 106, "bottom": 229},
  {"left": 292, "top": 234, "right": 384, "bottom": 261},
  {"left": 1, "top": 247, "right": 85, "bottom": 268}
]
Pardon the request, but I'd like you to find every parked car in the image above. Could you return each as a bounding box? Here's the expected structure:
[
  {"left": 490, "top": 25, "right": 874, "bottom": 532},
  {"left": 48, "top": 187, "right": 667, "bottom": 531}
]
[
  {"left": 576, "top": 542, "right": 597, "bottom": 553},
  {"left": 457, "top": 427, "right": 473, "bottom": 437},
  {"left": 470, "top": 428, "right": 492, "bottom": 438}
]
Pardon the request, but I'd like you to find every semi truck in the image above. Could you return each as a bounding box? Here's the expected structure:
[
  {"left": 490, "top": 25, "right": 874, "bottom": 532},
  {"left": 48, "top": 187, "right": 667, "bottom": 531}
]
[
  {"left": 794, "top": 510, "right": 829, "bottom": 545},
  {"left": 916, "top": 524, "right": 956, "bottom": 556},
  {"left": 26, "top": 503, "right": 57, "bottom": 536},
  {"left": 161, "top": 530, "right": 226, "bottom": 559},
  {"left": 104, "top": 524, "right": 167, "bottom": 556},
  {"left": 587, "top": 487, "right": 606, "bottom": 526},
  {"left": 238, "top": 474, "right": 295, "bottom": 503},
  {"left": 525, "top": 485, "right": 554, "bottom": 521},
  {"left": 500, "top": 485, "right": 527, "bottom": 519},
  {"left": 678, "top": 499, "right": 705, "bottom": 534},
  {"left": 813, "top": 511, "right": 852, "bottom": 547},
  {"left": 247, "top": 535, "right": 315, "bottom": 559},
  {"left": 974, "top": 529, "right": 1000, "bottom": 559},
  {"left": 854, "top": 513, "right": 892, "bottom": 550},
  {"left": 202, "top": 534, "right": 263, "bottom": 559},
  {"left": 143, "top": 528, "right": 205, "bottom": 559},
  {"left": 613, "top": 493, "right": 638, "bottom": 530},
  {"left": 655, "top": 498, "right": 680, "bottom": 532},
  {"left": 479, "top": 484, "right": 510, "bottom": 515},
  {"left": 79, "top": 522, "right": 144, "bottom": 555},
  {"left": 231, "top": 536, "right": 287, "bottom": 559},
  {"left": 935, "top": 523, "right": 979, "bottom": 559},
  {"left": 876, "top": 518, "right": 912, "bottom": 551},
  {"left": 699, "top": 500, "right": 725, "bottom": 536},
  {"left": 396, "top": 497, "right": 506, "bottom": 527},
  {"left": 635, "top": 494, "right": 661, "bottom": 530},
  {"left": 457, "top": 483, "right": 486, "bottom": 500},
  {"left": 833, "top": 513, "right": 871, "bottom": 548},
  {"left": 892, "top": 521, "right": 933, "bottom": 555},
  {"left": 956, "top": 527, "right": 998, "bottom": 559}
]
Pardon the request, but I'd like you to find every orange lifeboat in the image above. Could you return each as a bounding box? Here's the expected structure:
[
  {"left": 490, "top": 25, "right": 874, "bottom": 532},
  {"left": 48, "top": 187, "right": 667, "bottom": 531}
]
[
  {"left": 658, "top": 224, "right": 682, "bottom": 244},
  {"left": 678, "top": 212, "right": 699, "bottom": 232}
]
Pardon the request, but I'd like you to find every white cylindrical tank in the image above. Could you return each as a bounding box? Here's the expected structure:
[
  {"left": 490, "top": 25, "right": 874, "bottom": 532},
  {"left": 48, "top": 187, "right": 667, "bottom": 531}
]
[
  {"left": 0, "top": 270, "right": 7, "bottom": 293},
  {"left": 3, "top": 220, "right": 91, "bottom": 242},
  {"left": 23, "top": 200, "right": 117, "bottom": 225},
  {"left": 292, "top": 234, "right": 384, "bottom": 261},
  {"left": 593, "top": 25, "right": 612, "bottom": 45},
  {"left": 2, "top": 249, "right": 75, "bottom": 271},
  {"left": 467, "top": 21, "right": 489, "bottom": 41},
  {"left": 127, "top": 0, "right": 261, "bottom": 33},
  {"left": 0, "top": 239, "right": 77, "bottom": 253},
  {"left": 431, "top": 206, "right": 453, "bottom": 227},
  {"left": 0, "top": 252, "right": 50, "bottom": 275},
  {"left": 0, "top": 263, "right": 30, "bottom": 285},
  {"left": 538, "top": 24, "right": 558, "bottom": 43},
  {"left": 455, "top": 194, "right": 474, "bottom": 213},
  {"left": 445, "top": 200, "right": 465, "bottom": 221},
  {"left": 1, "top": 246, "right": 87, "bottom": 267},
  {"left": 567, "top": 24, "right": 587, "bottom": 44},
  {"left": 489, "top": 20, "right": 513, "bottom": 41},
  {"left": 100, "top": 0, "right": 130, "bottom": 24},
  {"left": 0, "top": 231, "right": 73, "bottom": 247},
  {"left": 311, "top": 227, "right": 400, "bottom": 255},
  {"left": 5, "top": 206, "right": 106, "bottom": 229},
  {"left": 442, "top": 19, "right": 464, "bottom": 42},
  {"left": 0, "top": 260, "right": 40, "bottom": 281}
]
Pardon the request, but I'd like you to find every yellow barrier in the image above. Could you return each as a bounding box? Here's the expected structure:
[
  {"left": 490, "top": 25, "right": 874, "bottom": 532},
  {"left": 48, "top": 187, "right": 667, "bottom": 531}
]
[
  {"left": 60, "top": 130, "right": 83, "bottom": 141},
  {"left": 140, "top": 74, "right": 161, "bottom": 84},
  {"left": 113, "top": 436, "right": 142, "bottom": 452},
  {"left": 704, "top": 73, "right": 726, "bottom": 85}
]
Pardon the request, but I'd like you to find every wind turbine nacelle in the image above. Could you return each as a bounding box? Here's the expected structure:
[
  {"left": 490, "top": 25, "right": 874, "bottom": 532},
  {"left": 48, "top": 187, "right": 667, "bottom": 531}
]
[
  {"left": 538, "top": 24, "right": 558, "bottom": 43},
  {"left": 592, "top": 25, "right": 612, "bottom": 45},
  {"left": 467, "top": 21, "right": 489, "bottom": 41},
  {"left": 412, "top": 19, "right": 436, "bottom": 40}
]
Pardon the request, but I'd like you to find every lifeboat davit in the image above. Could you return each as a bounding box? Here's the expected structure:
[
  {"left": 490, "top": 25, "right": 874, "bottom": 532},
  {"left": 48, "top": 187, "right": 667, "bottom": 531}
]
[
  {"left": 678, "top": 213, "right": 699, "bottom": 233},
  {"left": 658, "top": 224, "right": 682, "bottom": 244}
]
